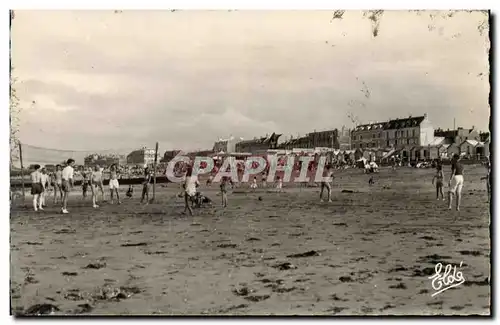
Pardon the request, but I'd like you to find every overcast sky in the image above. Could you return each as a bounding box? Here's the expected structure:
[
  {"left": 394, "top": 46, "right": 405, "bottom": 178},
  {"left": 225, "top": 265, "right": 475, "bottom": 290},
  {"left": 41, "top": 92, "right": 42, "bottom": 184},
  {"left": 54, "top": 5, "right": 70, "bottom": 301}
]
[{"left": 12, "top": 10, "right": 490, "bottom": 152}]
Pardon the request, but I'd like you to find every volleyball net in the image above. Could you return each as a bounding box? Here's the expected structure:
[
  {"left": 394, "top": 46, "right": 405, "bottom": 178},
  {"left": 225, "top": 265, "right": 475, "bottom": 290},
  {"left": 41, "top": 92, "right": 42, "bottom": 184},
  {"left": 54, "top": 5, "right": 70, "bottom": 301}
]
[{"left": 10, "top": 142, "right": 151, "bottom": 170}]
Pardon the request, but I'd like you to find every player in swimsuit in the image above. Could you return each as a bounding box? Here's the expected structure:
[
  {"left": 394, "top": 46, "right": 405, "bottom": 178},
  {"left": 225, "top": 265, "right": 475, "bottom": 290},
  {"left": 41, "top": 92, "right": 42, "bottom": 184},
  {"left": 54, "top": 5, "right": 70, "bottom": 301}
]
[
  {"left": 30, "top": 164, "right": 43, "bottom": 211},
  {"left": 183, "top": 166, "right": 199, "bottom": 215},
  {"left": 141, "top": 167, "right": 152, "bottom": 204},
  {"left": 481, "top": 159, "right": 491, "bottom": 203},
  {"left": 53, "top": 165, "right": 63, "bottom": 204},
  {"left": 40, "top": 167, "right": 50, "bottom": 208},
  {"left": 61, "top": 159, "right": 76, "bottom": 214},
  {"left": 91, "top": 165, "right": 105, "bottom": 203},
  {"left": 220, "top": 176, "right": 228, "bottom": 208},
  {"left": 320, "top": 164, "right": 334, "bottom": 203},
  {"left": 109, "top": 164, "right": 121, "bottom": 205},
  {"left": 448, "top": 154, "right": 465, "bottom": 211}
]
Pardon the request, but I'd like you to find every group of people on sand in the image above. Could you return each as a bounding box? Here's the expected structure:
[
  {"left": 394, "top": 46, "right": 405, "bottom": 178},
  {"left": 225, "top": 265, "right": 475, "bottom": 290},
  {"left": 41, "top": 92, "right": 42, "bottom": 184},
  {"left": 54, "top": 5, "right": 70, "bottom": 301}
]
[
  {"left": 179, "top": 163, "right": 336, "bottom": 216},
  {"left": 432, "top": 154, "right": 491, "bottom": 211},
  {"left": 27, "top": 154, "right": 490, "bottom": 215},
  {"left": 29, "top": 160, "right": 154, "bottom": 214}
]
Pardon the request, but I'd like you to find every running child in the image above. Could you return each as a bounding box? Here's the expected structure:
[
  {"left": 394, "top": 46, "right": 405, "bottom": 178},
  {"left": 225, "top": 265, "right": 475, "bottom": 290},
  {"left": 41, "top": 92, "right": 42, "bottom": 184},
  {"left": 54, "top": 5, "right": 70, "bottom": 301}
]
[
  {"left": 30, "top": 165, "right": 43, "bottom": 211},
  {"left": 432, "top": 165, "right": 445, "bottom": 200},
  {"left": 61, "top": 159, "right": 76, "bottom": 214}
]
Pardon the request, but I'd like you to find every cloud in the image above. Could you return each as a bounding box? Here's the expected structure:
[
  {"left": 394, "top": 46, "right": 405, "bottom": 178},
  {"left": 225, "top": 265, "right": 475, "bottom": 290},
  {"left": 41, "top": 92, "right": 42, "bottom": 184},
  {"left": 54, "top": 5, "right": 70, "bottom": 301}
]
[{"left": 11, "top": 10, "right": 490, "bottom": 153}]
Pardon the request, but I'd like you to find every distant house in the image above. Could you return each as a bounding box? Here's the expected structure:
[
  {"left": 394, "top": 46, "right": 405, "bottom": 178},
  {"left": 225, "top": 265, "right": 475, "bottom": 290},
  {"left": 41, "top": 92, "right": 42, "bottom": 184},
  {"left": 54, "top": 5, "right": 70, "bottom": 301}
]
[
  {"left": 460, "top": 140, "right": 486, "bottom": 159},
  {"left": 410, "top": 136, "right": 450, "bottom": 160},
  {"left": 437, "top": 144, "right": 450, "bottom": 159},
  {"left": 446, "top": 143, "right": 461, "bottom": 157},
  {"left": 127, "top": 147, "right": 160, "bottom": 167},
  {"left": 236, "top": 133, "right": 281, "bottom": 154},
  {"left": 212, "top": 136, "right": 240, "bottom": 154},
  {"left": 484, "top": 134, "right": 491, "bottom": 158},
  {"left": 351, "top": 114, "right": 434, "bottom": 160},
  {"left": 161, "top": 150, "right": 182, "bottom": 163},
  {"left": 435, "top": 126, "right": 480, "bottom": 144},
  {"left": 84, "top": 154, "right": 122, "bottom": 167}
]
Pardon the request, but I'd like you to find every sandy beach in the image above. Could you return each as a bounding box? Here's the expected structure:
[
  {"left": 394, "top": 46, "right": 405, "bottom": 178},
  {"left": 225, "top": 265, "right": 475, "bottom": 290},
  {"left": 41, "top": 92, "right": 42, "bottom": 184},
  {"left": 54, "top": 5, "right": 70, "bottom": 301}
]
[{"left": 10, "top": 165, "right": 490, "bottom": 316}]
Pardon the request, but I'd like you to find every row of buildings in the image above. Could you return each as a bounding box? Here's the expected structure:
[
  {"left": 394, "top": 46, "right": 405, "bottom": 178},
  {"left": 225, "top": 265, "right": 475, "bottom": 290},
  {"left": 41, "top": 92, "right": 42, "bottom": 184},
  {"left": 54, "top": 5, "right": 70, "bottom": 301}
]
[
  {"left": 80, "top": 113, "right": 490, "bottom": 168},
  {"left": 83, "top": 148, "right": 161, "bottom": 168},
  {"left": 209, "top": 113, "right": 490, "bottom": 161},
  {"left": 350, "top": 114, "right": 490, "bottom": 161}
]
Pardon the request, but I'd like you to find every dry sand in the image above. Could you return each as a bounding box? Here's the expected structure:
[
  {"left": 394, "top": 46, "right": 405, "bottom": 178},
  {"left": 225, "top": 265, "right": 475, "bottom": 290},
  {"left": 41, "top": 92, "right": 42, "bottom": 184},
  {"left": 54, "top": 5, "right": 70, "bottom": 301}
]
[{"left": 10, "top": 166, "right": 490, "bottom": 316}]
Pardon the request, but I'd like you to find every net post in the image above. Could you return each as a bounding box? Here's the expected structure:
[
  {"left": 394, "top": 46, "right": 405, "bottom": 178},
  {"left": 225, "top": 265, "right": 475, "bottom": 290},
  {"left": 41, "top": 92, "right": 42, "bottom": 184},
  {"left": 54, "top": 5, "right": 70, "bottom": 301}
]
[
  {"left": 152, "top": 142, "right": 159, "bottom": 202},
  {"left": 18, "top": 141, "right": 25, "bottom": 202}
]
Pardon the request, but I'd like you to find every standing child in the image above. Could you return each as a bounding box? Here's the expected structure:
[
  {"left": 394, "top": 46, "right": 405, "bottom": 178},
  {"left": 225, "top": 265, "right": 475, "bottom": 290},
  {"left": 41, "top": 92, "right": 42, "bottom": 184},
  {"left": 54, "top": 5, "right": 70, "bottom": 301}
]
[
  {"left": 250, "top": 176, "right": 258, "bottom": 190},
  {"left": 220, "top": 176, "right": 228, "bottom": 208},
  {"left": 82, "top": 168, "right": 90, "bottom": 199},
  {"left": 126, "top": 185, "right": 134, "bottom": 198},
  {"left": 432, "top": 165, "right": 445, "bottom": 200},
  {"left": 206, "top": 174, "right": 214, "bottom": 187},
  {"left": 276, "top": 176, "right": 283, "bottom": 192}
]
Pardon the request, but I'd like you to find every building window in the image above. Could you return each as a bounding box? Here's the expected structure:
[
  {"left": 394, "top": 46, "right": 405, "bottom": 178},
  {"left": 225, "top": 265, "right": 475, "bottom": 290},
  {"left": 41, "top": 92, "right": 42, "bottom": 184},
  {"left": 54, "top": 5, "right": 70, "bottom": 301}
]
[
  {"left": 413, "top": 130, "right": 416, "bottom": 137},
  {"left": 386, "top": 133, "right": 389, "bottom": 139},
  {"left": 406, "top": 130, "right": 409, "bottom": 137},
  {"left": 407, "top": 139, "right": 410, "bottom": 144},
  {"left": 387, "top": 140, "right": 390, "bottom": 147},
  {"left": 395, "top": 139, "right": 398, "bottom": 146}
]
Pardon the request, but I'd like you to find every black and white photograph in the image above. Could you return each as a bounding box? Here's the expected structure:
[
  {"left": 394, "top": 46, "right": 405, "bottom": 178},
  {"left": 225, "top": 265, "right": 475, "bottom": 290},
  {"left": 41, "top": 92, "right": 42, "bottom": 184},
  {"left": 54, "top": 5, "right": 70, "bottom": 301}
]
[{"left": 8, "top": 7, "right": 492, "bottom": 317}]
